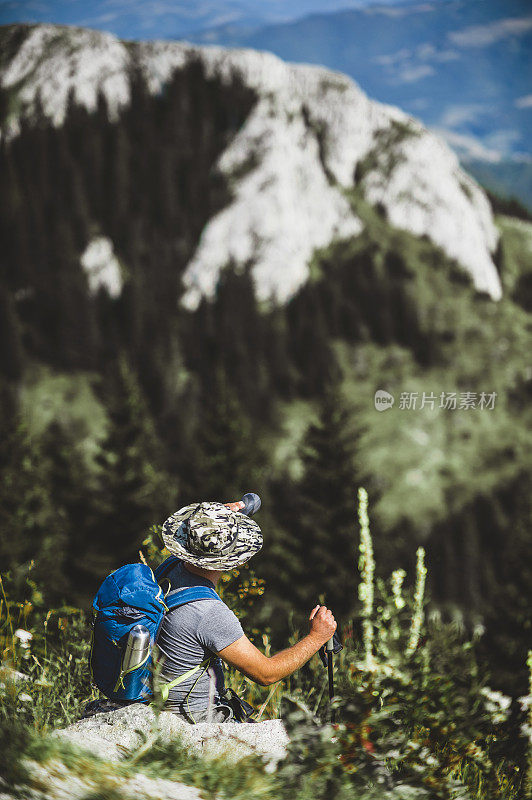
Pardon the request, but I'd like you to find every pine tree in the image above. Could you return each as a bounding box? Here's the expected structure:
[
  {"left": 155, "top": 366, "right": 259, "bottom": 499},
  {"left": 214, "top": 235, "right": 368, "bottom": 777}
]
[
  {"left": 103, "top": 121, "right": 130, "bottom": 241},
  {"left": 38, "top": 216, "right": 98, "bottom": 369},
  {"left": 0, "top": 287, "right": 25, "bottom": 380},
  {"left": 39, "top": 421, "right": 97, "bottom": 601},
  {"left": 212, "top": 267, "right": 268, "bottom": 417},
  {"left": 181, "top": 367, "right": 264, "bottom": 504},
  {"left": 91, "top": 358, "right": 176, "bottom": 573},
  {"left": 287, "top": 286, "right": 339, "bottom": 396},
  {"left": 281, "top": 384, "right": 361, "bottom": 621},
  {"left": 0, "top": 419, "right": 68, "bottom": 603}
]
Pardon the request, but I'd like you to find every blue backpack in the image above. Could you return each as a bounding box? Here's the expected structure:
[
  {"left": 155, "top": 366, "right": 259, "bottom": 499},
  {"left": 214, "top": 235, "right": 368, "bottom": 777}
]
[{"left": 90, "top": 556, "right": 221, "bottom": 702}]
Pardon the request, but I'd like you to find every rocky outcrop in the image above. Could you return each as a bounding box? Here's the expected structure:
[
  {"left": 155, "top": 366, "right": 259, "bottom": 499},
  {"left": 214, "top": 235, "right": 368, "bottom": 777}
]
[
  {"left": 54, "top": 703, "right": 288, "bottom": 766},
  {"left": 0, "top": 696, "right": 287, "bottom": 799},
  {"left": 2, "top": 759, "right": 207, "bottom": 800},
  {"left": 0, "top": 23, "right": 502, "bottom": 304},
  {"left": 80, "top": 236, "right": 123, "bottom": 298}
]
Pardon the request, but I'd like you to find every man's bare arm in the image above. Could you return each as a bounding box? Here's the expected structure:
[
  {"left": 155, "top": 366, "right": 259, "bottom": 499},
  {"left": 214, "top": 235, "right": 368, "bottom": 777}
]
[{"left": 217, "top": 605, "right": 337, "bottom": 686}]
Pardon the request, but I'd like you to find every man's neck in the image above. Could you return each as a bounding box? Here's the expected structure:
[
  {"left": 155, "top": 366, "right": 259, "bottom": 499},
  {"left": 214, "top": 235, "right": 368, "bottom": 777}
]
[{"left": 183, "top": 561, "right": 223, "bottom": 587}]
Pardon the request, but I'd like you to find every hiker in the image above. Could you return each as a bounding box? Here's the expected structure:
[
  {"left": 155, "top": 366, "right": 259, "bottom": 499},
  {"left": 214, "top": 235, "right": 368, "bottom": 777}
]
[{"left": 156, "top": 501, "right": 337, "bottom": 723}]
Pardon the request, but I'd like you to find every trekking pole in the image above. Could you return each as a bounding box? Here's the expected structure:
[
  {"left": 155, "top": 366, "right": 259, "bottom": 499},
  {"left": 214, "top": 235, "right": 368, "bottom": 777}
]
[
  {"left": 326, "top": 636, "right": 335, "bottom": 723},
  {"left": 319, "top": 629, "right": 343, "bottom": 722}
]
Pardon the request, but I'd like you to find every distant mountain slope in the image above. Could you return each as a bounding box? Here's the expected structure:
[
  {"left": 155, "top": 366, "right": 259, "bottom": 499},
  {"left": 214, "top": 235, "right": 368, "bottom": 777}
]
[
  {"left": 189, "top": 0, "right": 532, "bottom": 205},
  {"left": 0, "top": 22, "right": 501, "bottom": 303}
]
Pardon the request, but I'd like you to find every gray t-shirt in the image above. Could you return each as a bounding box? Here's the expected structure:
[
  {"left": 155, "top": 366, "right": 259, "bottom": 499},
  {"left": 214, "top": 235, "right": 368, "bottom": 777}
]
[{"left": 156, "top": 562, "right": 244, "bottom": 718}]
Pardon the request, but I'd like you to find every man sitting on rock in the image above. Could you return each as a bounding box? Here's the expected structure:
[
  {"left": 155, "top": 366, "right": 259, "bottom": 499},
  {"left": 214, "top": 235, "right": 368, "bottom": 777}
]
[{"left": 157, "top": 501, "right": 337, "bottom": 723}]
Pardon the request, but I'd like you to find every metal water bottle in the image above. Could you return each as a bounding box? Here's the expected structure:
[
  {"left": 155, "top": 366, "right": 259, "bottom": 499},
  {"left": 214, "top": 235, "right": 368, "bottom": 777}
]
[{"left": 121, "top": 625, "right": 151, "bottom": 673}]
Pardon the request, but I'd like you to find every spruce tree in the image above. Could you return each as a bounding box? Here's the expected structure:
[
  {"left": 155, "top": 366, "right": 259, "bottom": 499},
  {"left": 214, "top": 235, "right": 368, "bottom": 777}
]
[
  {"left": 287, "top": 286, "right": 339, "bottom": 396},
  {"left": 282, "top": 384, "right": 361, "bottom": 621},
  {"left": 91, "top": 358, "right": 176, "bottom": 574},
  {"left": 39, "top": 421, "right": 97, "bottom": 601},
  {"left": 0, "top": 287, "right": 24, "bottom": 380},
  {"left": 0, "top": 420, "right": 68, "bottom": 603},
  {"left": 182, "top": 367, "right": 264, "bottom": 504}
]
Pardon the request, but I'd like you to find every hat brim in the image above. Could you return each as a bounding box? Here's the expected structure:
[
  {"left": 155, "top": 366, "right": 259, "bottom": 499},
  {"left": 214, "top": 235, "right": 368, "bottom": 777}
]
[{"left": 161, "top": 503, "right": 263, "bottom": 570}]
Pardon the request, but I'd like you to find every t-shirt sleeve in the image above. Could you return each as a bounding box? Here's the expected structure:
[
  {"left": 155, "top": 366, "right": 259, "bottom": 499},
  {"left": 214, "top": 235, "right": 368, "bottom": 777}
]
[{"left": 196, "top": 600, "right": 245, "bottom": 653}]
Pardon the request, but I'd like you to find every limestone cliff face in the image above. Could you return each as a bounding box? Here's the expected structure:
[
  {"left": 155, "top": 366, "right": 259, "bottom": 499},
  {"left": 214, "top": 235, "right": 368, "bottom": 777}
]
[{"left": 1, "top": 23, "right": 502, "bottom": 304}]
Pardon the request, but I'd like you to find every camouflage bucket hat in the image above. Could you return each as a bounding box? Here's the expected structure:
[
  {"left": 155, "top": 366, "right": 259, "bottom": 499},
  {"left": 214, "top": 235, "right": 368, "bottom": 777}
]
[{"left": 161, "top": 501, "right": 262, "bottom": 570}]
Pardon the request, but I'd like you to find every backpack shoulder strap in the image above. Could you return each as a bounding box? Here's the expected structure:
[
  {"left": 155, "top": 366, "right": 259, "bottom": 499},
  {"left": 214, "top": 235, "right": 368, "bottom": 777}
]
[
  {"left": 165, "top": 585, "right": 221, "bottom": 611},
  {"left": 154, "top": 556, "right": 180, "bottom": 583}
]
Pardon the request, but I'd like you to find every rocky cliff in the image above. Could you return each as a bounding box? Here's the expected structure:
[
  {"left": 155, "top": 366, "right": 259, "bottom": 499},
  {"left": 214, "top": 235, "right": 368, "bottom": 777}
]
[{"left": 0, "top": 23, "right": 502, "bottom": 305}]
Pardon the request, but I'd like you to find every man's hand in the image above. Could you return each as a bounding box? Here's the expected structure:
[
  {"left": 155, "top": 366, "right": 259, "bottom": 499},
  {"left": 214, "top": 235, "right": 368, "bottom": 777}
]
[
  {"left": 308, "top": 605, "right": 337, "bottom": 646},
  {"left": 217, "top": 604, "right": 337, "bottom": 687}
]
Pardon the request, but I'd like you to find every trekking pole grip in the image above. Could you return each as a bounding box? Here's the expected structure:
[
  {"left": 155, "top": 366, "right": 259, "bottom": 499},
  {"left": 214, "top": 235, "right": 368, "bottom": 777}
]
[
  {"left": 225, "top": 493, "right": 261, "bottom": 517},
  {"left": 241, "top": 492, "right": 261, "bottom": 516}
]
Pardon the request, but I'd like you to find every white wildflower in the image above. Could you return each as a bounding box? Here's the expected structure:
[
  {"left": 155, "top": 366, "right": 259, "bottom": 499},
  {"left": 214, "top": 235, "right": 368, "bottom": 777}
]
[
  {"left": 518, "top": 694, "right": 531, "bottom": 713},
  {"left": 480, "top": 687, "right": 512, "bottom": 724},
  {"left": 406, "top": 547, "right": 426, "bottom": 656},
  {"left": 357, "top": 487, "right": 375, "bottom": 670},
  {"left": 14, "top": 629, "right": 33, "bottom": 649},
  {"left": 391, "top": 569, "right": 406, "bottom": 610}
]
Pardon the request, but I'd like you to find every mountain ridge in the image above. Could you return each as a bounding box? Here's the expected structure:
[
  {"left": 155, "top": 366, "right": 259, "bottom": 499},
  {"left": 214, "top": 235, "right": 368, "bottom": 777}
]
[
  {"left": 0, "top": 22, "right": 501, "bottom": 303},
  {"left": 186, "top": 0, "right": 532, "bottom": 209},
  {"left": 188, "top": 0, "right": 532, "bottom": 157}
]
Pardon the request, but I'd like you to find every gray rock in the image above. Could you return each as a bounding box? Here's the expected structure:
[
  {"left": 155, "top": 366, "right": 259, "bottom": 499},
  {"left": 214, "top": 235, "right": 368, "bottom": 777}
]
[
  {"left": 55, "top": 704, "right": 288, "bottom": 767},
  {"left": 0, "top": 665, "right": 29, "bottom": 686},
  {"left": 1, "top": 758, "right": 208, "bottom": 800}
]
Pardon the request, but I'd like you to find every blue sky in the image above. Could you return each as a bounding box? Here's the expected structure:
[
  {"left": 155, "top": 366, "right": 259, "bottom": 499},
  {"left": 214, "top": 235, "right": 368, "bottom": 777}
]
[{"left": 0, "top": 1, "right": 444, "bottom": 39}]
